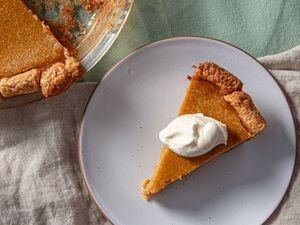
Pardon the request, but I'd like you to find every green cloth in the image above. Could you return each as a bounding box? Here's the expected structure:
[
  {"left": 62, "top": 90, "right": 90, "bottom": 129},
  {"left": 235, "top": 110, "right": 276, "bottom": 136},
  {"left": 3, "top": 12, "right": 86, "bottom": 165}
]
[{"left": 84, "top": 0, "right": 300, "bottom": 81}]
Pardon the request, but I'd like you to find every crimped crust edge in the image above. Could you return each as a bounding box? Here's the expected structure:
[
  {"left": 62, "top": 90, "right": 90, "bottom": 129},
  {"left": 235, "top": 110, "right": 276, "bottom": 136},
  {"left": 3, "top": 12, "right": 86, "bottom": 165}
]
[
  {"left": 195, "top": 62, "right": 267, "bottom": 135},
  {"left": 195, "top": 61, "right": 243, "bottom": 95},
  {"left": 0, "top": 49, "right": 83, "bottom": 98},
  {"left": 224, "top": 91, "right": 267, "bottom": 135}
]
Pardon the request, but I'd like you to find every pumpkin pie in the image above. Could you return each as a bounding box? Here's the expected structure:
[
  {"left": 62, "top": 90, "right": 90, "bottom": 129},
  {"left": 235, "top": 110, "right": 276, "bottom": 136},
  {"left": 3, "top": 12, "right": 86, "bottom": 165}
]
[
  {"left": 0, "top": 0, "right": 82, "bottom": 98},
  {"left": 142, "top": 62, "right": 267, "bottom": 200}
]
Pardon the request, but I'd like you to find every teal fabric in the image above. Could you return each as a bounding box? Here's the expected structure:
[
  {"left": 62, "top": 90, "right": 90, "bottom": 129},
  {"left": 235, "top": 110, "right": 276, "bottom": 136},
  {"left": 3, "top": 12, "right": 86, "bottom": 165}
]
[{"left": 84, "top": 0, "right": 300, "bottom": 81}]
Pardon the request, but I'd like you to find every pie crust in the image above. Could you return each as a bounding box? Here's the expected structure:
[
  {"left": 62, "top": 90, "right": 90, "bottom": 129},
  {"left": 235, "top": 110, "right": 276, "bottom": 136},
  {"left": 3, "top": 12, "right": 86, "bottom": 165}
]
[
  {"left": 196, "top": 62, "right": 266, "bottom": 135},
  {"left": 142, "top": 62, "right": 267, "bottom": 200},
  {"left": 0, "top": 0, "right": 82, "bottom": 98}
]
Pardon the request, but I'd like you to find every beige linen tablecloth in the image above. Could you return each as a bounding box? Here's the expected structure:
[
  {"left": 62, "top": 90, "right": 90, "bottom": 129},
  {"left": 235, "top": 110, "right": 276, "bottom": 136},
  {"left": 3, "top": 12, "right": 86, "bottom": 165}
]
[{"left": 0, "top": 47, "right": 299, "bottom": 225}]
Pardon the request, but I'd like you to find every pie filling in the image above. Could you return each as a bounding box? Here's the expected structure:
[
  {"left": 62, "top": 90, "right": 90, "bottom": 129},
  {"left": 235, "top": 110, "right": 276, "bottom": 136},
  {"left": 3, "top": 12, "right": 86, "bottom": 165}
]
[
  {"left": 0, "top": 0, "right": 83, "bottom": 98},
  {"left": 141, "top": 62, "right": 267, "bottom": 200},
  {"left": 0, "top": 49, "right": 82, "bottom": 97}
]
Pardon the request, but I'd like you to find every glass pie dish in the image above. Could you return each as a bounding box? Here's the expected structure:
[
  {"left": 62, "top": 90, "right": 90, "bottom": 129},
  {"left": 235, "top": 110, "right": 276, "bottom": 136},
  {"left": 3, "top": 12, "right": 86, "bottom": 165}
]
[{"left": 0, "top": 0, "right": 133, "bottom": 109}]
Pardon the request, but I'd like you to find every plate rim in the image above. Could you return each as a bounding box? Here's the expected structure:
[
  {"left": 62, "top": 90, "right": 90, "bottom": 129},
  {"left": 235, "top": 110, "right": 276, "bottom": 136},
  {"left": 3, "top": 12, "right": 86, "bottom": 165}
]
[
  {"left": 80, "top": 0, "right": 135, "bottom": 71},
  {"left": 78, "top": 36, "right": 297, "bottom": 225}
]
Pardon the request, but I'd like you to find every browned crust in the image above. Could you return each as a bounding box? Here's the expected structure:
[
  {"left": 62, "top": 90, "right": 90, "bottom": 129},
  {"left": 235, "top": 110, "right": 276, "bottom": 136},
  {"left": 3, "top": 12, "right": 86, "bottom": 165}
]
[
  {"left": 0, "top": 49, "right": 83, "bottom": 98},
  {"left": 40, "top": 49, "right": 83, "bottom": 97},
  {"left": 82, "top": 0, "right": 106, "bottom": 11},
  {"left": 141, "top": 179, "right": 151, "bottom": 200},
  {"left": 0, "top": 69, "right": 40, "bottom": 97},
  {"left": 195, "top": 61, "right": 243, "bottom": 95},
  {"left": 195, "top": 62, "right": 267, "bottom": 135},
  {"left": 224, "top": 91, "right": 267, "bottom": 135}
]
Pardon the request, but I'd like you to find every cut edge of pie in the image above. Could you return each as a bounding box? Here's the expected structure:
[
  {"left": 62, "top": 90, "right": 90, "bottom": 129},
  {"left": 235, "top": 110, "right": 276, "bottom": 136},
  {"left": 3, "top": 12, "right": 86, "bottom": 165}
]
[
  {"left": 141, "top": 61, "right": 267, "bottom": 200},
  {"left": 0, "top": 0, "right": 83, "bottom": 98}
]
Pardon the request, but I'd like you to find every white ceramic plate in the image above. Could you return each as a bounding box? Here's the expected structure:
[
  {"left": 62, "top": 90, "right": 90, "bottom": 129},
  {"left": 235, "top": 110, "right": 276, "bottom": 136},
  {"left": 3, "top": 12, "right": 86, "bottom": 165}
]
[{"left": 79, "top": 37, "right": 296, "bottom": 225}]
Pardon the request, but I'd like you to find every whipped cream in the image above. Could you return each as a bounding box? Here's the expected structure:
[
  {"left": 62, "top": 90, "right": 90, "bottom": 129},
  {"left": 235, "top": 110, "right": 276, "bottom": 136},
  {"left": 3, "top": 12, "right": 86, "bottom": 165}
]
[{"left": 159, "top": 113, "right": 228, "bottom": 157}]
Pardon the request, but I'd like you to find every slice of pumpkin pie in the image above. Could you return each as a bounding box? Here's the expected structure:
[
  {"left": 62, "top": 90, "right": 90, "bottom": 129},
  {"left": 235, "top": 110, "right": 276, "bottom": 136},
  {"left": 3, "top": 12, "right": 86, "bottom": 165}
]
[
  {"left": 0, "top": 0, "right": 82, "bottom": 98},
  {"left": 142, "top": 62, "right": 267, "bottom": 200}
]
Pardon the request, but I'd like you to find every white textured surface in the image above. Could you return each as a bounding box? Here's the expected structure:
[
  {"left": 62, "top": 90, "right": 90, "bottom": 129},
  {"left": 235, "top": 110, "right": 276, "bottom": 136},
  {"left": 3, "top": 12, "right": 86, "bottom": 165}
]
[
  {"left": 0, "top": 83, "right": 107, "bottom": 225},
  {"left": 259, "top": 46, "right": 300, "bottom": 225},
  {"left": 0, "top": 39, "right": 299, "bottom": 225}
]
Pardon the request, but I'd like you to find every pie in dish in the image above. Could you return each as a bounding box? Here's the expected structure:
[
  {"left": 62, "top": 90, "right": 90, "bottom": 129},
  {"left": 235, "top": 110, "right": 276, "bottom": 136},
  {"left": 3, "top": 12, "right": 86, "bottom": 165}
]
[
  {"left": 0, "top": 0, "right": 82, "bottom": 98},
  {"left": 142, "top": 61, "right": 267, "bottom": 200}
]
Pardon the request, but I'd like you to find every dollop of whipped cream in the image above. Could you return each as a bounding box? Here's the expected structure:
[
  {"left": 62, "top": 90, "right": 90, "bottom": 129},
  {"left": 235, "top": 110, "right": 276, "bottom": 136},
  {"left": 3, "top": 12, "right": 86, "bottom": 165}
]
[{"left": 159, "top": 113, "right": 228, "bottom": 157}]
